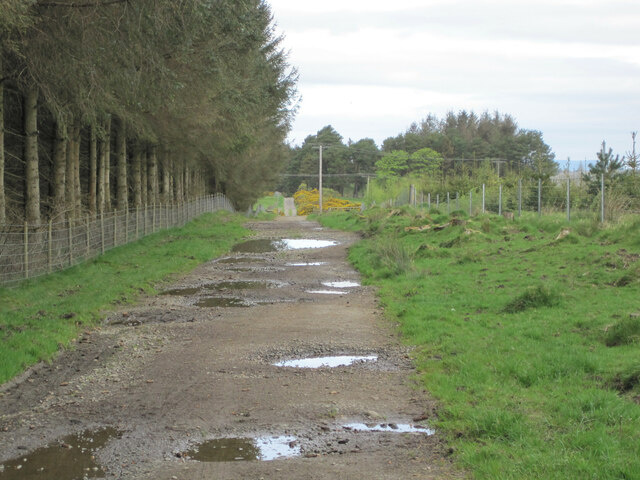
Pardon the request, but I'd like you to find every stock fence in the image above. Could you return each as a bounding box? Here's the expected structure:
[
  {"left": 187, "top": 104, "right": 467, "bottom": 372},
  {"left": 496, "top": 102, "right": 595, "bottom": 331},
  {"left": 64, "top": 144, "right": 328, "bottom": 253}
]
[
  {"left": 0, "top": 194, "right": 234, "bottom": 286},
  {"left": 384, "top": 175, "right": 640, "bottom": 223}
]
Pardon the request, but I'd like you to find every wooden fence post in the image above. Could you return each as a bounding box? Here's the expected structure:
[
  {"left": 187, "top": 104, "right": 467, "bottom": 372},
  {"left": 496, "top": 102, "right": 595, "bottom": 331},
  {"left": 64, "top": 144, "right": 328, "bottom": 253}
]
[{"left": 24, "top": 222, "right": 29, "bottom": 279}]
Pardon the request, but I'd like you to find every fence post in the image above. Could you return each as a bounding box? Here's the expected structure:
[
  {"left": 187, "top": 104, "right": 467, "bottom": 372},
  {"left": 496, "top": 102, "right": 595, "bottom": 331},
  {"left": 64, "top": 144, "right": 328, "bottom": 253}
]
[
  {"left": 601, "top": 173, "right": 605, "bottom": 223},
  {"left": 456, "top": 192, "right": 459, "bottom": 210},
  {"left": 125, "top": 209, "right": 129, "bottom": 243},
  {"left": 469, "top": 190, "right": 473, "bottom": 216},
  {"left": 538, "top": 178, "right": 542, "bottom": 217},
  {"left": 447, "top": 192, "right": 450, "bottom": 213},
  {"left": 136, "top": 206, "right": 139, "bottom": 239},
  {"left": 68, "top": 218, "right": 73, "bottom": 266},
  {"left": 24, "top": 222, "right": 29, "bottom": 279},
  {"left": 428, "top": 193, "right": 431, "bottom": 210},
  {"left": 144, "top": 204, "right": 148, "bottom": 236},
  {"left": 113, "top": 211, "right": 118, "bottom": 247},
  {"left": 86, "top": 214, "right": 90, "bottom": 257},
  {"left": 101, "top": 211, "right": 105, "bottom": 254},
  {"left": 48, "top": 220, "right": 52, "bottom": 273},
  {"left": 518, "top": 179, "right": 522, "bottom": 217},
  {"left": 482, "top": 184, "right": 485, "bottom": 213},
  {"left": 567, "top": 178, "right": 571, "bottom": 222},
  {"left": 499, "top": 184, "right": 502, "bottom": 216}
]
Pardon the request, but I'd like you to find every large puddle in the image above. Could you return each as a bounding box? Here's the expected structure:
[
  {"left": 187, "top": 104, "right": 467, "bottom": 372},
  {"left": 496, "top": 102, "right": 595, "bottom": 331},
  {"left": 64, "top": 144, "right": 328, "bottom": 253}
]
[
  {"left": 162, "top": 281, "right": 281, "bottom": 297},
  {"left": 322, "top": 281, "right": 360, "bottom": 288},
  {"left": 305, "top": 290, "right": 345, "bottom": 295},
  {"left": 231, "top": 239, "right": 337, "bottom": 253},
  {"left": 0, "top": 427, "right": 121, "bottom": 479},
  {"left": 342, "top": 423, "right": 435, "bottom": 435},
  {"left": 185, "top": 436, "right": 299, "bottom": 462},
  {"left": 286, "top": 262, "right": 326, "bottom": 267},
  {"left": 273, "top": 355, "right": 377, "bottom": 369}
]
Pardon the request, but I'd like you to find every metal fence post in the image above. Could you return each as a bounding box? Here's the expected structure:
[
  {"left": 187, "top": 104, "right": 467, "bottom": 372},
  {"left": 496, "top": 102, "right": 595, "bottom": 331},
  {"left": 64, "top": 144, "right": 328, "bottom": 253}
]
[
  {"left": 518, "top": 179, "right": 522, "bottom": 217},
  {"left": 428, "top": 193, "right": 431, "bottom": 210},
  {"left": 538, "top": 178, "right": 542, "bottom": 217},
  {"left": 456, "top": 192, "right": 459, "bottom": 210},
  {"left": 567, "top": 178, "right": 571, "bottom": 222},
  {"left": 601, "top": 173, "right": 605, "bottom": 223},
  {"left": 469, "top": 190, "right": 473, "bottom": 216},
  {"left": 24, "top": 222, "right": 29, "bottom": 279},
  {"left": 447, "top": 192, "right": 450, "bottom": 213},
  {"left": 482, "top": 184, "right": 485, "bottom": 213},
  {"left": 68, "top": 218, "right": 73, "bottom": 266},
  {"left": 113, "top": 211, "right": 118, "bottom": 247},
  {"left": 499, "top": 184, "right": 502, "bottom": 216},
  {"left": 48, "top": 220, "right": 52, "bottom": 273},
  {"left": 86, "top": 214, "right": 90, "bottom": 257},
  {"left": 101, "top": 211, "right": 105, "bottom": 254}
]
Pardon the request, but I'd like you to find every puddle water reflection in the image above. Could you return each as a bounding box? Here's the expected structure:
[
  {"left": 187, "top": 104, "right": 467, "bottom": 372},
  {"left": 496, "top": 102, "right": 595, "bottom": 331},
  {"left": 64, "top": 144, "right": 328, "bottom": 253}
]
[
  {"left": 274, "top": 355, "right": 377, "bottom": 368},
  {"left": 231, "top": 239, "right": 337, "bottom": 253},
  {"left": 216, "top": 257, "right": 260, "bottom": 264},
  {"left": 186, "top": 436, "right": 299, "bottom": 462},
  {"left": 286, "top": 262, "right": 326, "bottom": 267},
  {"left": 322, "top": 281, "right": 360, "bottom": 288},
  {"left": 305, "top": 290, "right": 345, "bottom": 295},
  {"left": 195, "top": 297, "right": 249, "bottom": 308},
  {"left": 208, "top": 281, "right": 275, "bottom": 290},
  {"left": 161, "top": 287, "right": 201, "bottom": 296},
  {"left": 0, "top": 427, "right": 121, "bottom": 480},
  {"left": 342, "top": 423, "right": 435, "bottom": 435}
]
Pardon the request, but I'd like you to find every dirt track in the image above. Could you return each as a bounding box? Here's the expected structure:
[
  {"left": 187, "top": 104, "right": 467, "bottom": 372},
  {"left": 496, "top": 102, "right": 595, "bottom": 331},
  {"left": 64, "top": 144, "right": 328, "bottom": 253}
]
[{"left": 0, "top": 216, "right": 460, "bottom": 479}]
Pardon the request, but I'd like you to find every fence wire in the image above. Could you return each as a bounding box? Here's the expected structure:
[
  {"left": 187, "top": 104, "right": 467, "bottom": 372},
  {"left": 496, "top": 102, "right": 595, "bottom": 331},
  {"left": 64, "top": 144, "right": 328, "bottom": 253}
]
[{"left": 0, "top": 194, "right": 234, "bottom": 286}]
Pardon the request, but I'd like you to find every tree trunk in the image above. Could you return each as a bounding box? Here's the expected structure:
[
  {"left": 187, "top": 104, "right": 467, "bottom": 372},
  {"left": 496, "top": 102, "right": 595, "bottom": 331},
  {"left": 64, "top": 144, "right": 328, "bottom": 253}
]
[
  {"left": 148, "top": 146, "right": 158, "bottom": 204},
  {"left": 24, "top": 86, "right": 40, "bottom": 224},
  {"left": 97, "top": 137, "right": 105, "bottom": 213},
  {"left": 131, "top": 144, "right": 142, "bottom": 207},
  {"left": 141, "top": 148, "right": 148, "bottom": 206},
  {"left": 115, "top": 118, "right": 127, "bottom": 211},
  {"left": 0, "top": 56, "right": 5, "bottom": 225},
  {"left": 160, "top": 149, "right": 171, "bottom": 203},
  {"left": 52, "top": 118, "right": 67, "bottom": 220},
  {"left": 173, "top": 158, "right": 182, "bottom": 202},
  {"left": 89, "top": 124, "right": 97, "bottom": 216},
  {"left": 72, "top": 124, "right": 81, "bottom": 217},
  {"left": 65, "top": 119, "right": 75, "bottom": 219},
  {"left": 104, "top": 116, "right": 111, "bottom": 211},
  {"left": 184, "top": 164, "right": 190, "bottom": 200}
]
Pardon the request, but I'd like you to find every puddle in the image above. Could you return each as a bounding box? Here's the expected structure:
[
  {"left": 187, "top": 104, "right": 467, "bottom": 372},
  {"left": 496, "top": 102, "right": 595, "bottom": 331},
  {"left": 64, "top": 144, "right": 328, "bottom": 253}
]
[
  {"left": 195, "top": 297, "right": 249, "bottom": 308},
  {"left": 186, "top": 436, "right": 299, "bottom": 462},
  {"left": 273, "top": 355, "right": 377, "bottom": 368},
  {"left": 216, "top": 257, "right": 260, "bottom": 264},
  {"left": 305, "top": 290, "right": 345, "bottom": 295},
  {"left": 342, "top": 423, "right": 434, "bottom": 435},
  {"left": 207, "top": 281, "right": 276, "bottom": 290},
  {"left": 161, "top": 286, "right": 202, "bottom": 296},
  {"left": 286, "top": 262, "right": 326, "bottom": 267},
  {"left": 0, "top": 427, "right": 121, "bottom": 479},
  {"left": 231, "top": 239, "right": 337, "bottom": 253},
  {"left": 322, "top": 281, "right": 360, "bottom": 288},
  {"left": 281, "top": 239, "right": 337, "bottom": 250}
]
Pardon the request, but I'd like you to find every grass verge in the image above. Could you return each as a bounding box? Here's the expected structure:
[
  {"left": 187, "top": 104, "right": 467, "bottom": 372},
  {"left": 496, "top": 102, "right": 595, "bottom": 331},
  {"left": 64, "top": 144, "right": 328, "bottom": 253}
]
[
  {"left": 0, "top": 211, "right": 248, "bottom": 385},
  {"left": 318, "top": 207, "right": 640, "bottom": 479}
]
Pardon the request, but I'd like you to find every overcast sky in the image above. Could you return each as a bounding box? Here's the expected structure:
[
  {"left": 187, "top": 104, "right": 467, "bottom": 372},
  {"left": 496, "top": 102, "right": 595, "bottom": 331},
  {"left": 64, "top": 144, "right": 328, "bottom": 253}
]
[{"left": 268, "top": 0, "right": 640, "bottom": 166}]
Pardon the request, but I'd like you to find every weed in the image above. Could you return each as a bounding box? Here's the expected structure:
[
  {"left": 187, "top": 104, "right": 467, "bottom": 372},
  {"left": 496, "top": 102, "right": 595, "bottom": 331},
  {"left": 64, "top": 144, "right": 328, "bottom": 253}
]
[
  {"left": 502, "top": 285, "right": 560, "bottom": 313},
  {"left": 605, "top": 317, "right": 640, "bottom": 346},
  {"left": 373, "top": 236, "right": 414, "bottom": 277}
]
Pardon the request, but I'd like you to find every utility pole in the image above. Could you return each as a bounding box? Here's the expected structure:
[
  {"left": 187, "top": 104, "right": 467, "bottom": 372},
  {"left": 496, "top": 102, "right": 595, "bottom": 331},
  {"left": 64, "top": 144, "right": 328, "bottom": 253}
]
[
  {"left": 312, "top": 145, "right": 324, "bottom": 214},
  {"left": 492, "top": 159, "right": 507, "bottom": 178}
]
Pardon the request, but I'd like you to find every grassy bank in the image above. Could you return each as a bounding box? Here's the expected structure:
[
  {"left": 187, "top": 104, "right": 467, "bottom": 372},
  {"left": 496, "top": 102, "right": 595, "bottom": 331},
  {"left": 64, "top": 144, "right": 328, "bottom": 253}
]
[
  {"left": 0, "top": 211, "right": 248, "bottom": 385},
  {"left": 318, "top": 208, "right": 640, "bottom": 479}
]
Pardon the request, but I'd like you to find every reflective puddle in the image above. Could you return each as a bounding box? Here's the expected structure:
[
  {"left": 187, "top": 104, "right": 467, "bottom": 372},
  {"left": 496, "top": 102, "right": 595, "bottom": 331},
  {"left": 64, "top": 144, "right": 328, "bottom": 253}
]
[
  {"left": 342, "top": 423, "right": 434, "bottom": 435},
  {"left": 322, "top": 281, "right": 360, "bottom": 288},
  {"left": 280, "top": 239, "right": 337, "bottom": 250},
  {"left": 186, "top": 436, "right": 299, "bottom": 462},
  {"left": 273, "top": 355, "right": 377, "bottom": 368},
  {"left": 0, "top": 427, "right": 121, "bottom": 479},
  {"left": 209, "top": 281, "right": 277, "bottom": 290},
  {"left": 161, "top": 286, "right": 201, "bottom": 296},
  {"left": 216, "top": 257, "right": 260, "bottom": 264},
  {"left": 305, "top": 290, "right": 345, "bottom": 295},
  {"left": 286, "top": 262, "right": 326, "bottom": 267},
  {"left": 231, "top": 239, "right": 337, "bottom": 253},
  {"left": 195, "top": 297, "right": 249, "bottom": 308}
]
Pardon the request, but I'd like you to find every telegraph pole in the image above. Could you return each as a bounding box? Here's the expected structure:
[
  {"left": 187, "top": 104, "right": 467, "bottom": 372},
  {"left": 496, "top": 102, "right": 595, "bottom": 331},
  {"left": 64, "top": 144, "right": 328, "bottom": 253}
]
[{"left": 318, "top": 145, "right": 323, "bottom": 213}]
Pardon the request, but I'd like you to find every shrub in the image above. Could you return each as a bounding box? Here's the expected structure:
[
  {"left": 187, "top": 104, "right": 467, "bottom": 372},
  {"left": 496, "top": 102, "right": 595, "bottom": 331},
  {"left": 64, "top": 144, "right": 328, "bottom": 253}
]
[
  {"left": 605, "top": 317, "right": 640, "bottom": 347},
  {"left": 502, "top": 285, "right": 560, "bottom": 313}
]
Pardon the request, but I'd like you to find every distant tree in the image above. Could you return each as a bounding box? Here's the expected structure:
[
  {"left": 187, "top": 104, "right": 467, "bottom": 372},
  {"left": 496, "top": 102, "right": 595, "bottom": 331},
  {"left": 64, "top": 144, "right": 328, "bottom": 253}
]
[
  {"left": 583, "top": 141, "right": 625, "bottom": 194},
  {"left": 626, "top": 132, "right": 638, "bottom": 174},
  {"left": 376, "top": 150, "right": 409, "bottom": 179},
  {"left": 409, "top": 147, "right": 443, "bottom": 177}
]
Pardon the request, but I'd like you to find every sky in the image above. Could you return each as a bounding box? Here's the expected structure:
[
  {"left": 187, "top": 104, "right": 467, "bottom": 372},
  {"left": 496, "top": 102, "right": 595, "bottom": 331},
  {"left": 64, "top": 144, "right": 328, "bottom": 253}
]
[{"left": 268, "top": 0, "right": 640, "bottom": 167}]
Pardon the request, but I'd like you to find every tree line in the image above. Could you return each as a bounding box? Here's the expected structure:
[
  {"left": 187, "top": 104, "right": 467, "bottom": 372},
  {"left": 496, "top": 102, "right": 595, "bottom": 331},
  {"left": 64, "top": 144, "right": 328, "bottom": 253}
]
[
  {"left": 0, "top": 0, "right": 297, "bottom": 226},
  {"left": 279, "top": 111, "right": 557, "bottom": 196}
]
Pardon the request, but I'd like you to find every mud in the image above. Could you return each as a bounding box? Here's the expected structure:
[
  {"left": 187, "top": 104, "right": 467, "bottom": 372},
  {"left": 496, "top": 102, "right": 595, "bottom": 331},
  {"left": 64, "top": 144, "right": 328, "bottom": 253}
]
[{"left": 0, "top": 216, "right": 462, "bottom": 480}]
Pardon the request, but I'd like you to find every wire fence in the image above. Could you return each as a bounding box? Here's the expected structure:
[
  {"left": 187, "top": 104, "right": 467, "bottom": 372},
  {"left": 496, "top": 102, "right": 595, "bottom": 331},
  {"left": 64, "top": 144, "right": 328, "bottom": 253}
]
[
  {"left": 0, "top": 194, "right": 234, "bottom": 286},
  {"left": 381, "top": 175, "right": 640, "bottom": 223}
]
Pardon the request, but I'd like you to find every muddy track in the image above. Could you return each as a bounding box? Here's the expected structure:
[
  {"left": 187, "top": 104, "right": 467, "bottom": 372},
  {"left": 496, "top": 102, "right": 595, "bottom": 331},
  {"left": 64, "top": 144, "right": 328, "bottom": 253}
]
[{"left": 0, "top": 216, "right": 461, "bottom": 479}]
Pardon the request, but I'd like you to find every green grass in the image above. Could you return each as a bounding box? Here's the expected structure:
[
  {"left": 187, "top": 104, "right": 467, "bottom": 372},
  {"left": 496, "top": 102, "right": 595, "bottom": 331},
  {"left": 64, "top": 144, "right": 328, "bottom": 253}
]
[
  {"left": 318, "top": 207, "right": 640, "bottom": 479},
  {"left": 0, "top": 211, "right": 248, "bottom": 385}
]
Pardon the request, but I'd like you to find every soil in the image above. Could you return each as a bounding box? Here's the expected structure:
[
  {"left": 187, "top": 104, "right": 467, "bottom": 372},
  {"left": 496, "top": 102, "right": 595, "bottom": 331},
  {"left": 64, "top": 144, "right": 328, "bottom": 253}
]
[{"left": 0, "top": 216, "right": 463, "bottom": 479}]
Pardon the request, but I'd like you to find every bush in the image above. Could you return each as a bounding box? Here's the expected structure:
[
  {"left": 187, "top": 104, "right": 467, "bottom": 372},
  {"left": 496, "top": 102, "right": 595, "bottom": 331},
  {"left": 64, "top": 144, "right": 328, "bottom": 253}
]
[
  {"left": 605, "top": 317, "right": 640, "bottom": 347},
  {"left": 503, "top": 285, "right": 560, "bottom": 313}
]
